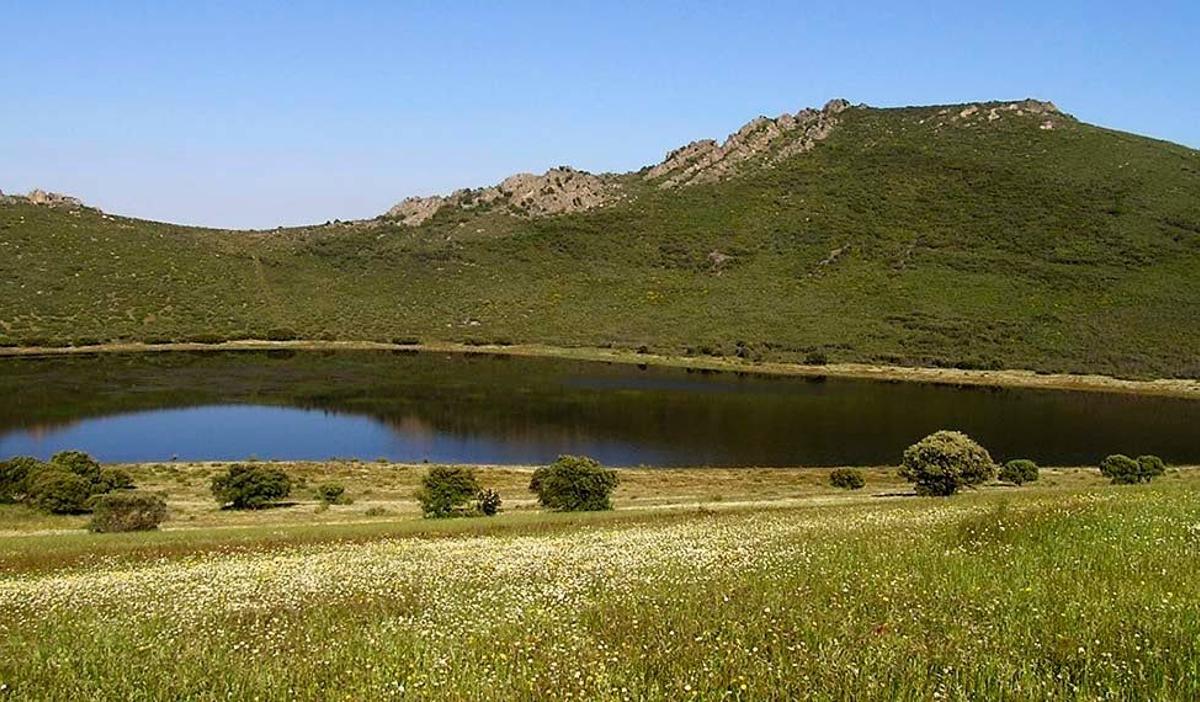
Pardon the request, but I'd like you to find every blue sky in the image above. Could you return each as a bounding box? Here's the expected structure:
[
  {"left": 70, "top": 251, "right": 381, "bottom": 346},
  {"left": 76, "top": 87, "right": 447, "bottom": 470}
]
[{"left": 2, "top": 1, "right": 1197, "bottom": 229}]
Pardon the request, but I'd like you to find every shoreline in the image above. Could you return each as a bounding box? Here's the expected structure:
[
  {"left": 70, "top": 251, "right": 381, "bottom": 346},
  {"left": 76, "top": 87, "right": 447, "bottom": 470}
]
[{"left": 1, "top": 338, "right": 1198, "bottom": 399}]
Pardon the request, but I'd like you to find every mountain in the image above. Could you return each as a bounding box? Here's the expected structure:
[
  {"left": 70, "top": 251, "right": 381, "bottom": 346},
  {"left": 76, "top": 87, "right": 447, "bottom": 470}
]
[{"left": 2, "top": 98, "right": 1199, "bottom": 379}]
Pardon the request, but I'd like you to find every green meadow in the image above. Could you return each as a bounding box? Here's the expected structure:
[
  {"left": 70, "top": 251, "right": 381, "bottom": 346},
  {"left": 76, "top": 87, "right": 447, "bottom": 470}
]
[{"left": 0, "top": 466, "right": 1198, "bottom": 700}]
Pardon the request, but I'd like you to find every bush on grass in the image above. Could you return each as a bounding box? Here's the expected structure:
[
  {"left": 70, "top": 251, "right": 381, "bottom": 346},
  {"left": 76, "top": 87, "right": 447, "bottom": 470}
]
[
  {"left": 899, "top": 431, "right": 996, "bottom": 496},
  {"left": 476, "top": 488, "right": 502, "bottom": 516},
  {"left": 1100, "top": 454, "right": 1166, "bottom": 484},
  {"left": 26, "top": 470, "right": 93, "bottom": 514},
  {"left": 315, "top": 482, "right": 352, "bottom": 505},
  {"left": 211, "top": 465, "right": 292, "bottom": 509},
  {"left": 999, "top": 459, "right": 1039, "bottom": 486},
  {"left": 49, "top": 450, "right": 103, "bottom": 485},
  {"left": 89, "top": 491, "right": 168, "bottom": 532},
  {"left": 416, "top": 466, "right": 480, "bottom": 518},
  {"left": 96, "top": 467, "right": 136, "bottom": 493},
  {"left": 529, "top": 455, "right": 619, "bottom": 511},
  {"left": 829, "top": 468, "right": 866, "bottom": 490}
]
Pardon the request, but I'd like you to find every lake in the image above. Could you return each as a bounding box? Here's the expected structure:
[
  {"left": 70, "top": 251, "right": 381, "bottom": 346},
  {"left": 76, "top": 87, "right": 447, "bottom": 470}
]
[{"left": 1, "top": 350, "right": 1197, "bottom": 466}]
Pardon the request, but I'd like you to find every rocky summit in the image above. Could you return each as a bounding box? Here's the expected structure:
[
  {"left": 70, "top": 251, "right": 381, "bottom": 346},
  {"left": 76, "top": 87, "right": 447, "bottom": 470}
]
[{"left": 384, "top": 97, "right": 1074, "bottom": 226}]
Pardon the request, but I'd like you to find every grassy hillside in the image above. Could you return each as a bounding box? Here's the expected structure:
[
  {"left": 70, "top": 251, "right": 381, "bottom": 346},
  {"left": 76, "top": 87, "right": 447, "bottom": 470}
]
[{"left": 2, "top": 101, "right": 1199, "bottom": 378}]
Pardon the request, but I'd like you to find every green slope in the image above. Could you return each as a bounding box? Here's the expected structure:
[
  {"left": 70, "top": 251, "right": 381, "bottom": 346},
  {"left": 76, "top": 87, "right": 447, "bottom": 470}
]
[{"left": 2, "top": 101, "right": 1199, "bottom": 378}]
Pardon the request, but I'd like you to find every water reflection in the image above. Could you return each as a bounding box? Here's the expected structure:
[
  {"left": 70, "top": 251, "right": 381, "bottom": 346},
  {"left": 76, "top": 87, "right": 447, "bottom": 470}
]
[{"left": 0, "top": 351, "right": 1197, "bottom": 466}]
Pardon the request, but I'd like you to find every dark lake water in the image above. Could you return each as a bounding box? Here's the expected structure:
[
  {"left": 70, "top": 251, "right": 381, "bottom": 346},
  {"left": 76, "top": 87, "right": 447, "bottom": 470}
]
[{"left": 1, "top": 350, "right": 1197, "bottom": 466}]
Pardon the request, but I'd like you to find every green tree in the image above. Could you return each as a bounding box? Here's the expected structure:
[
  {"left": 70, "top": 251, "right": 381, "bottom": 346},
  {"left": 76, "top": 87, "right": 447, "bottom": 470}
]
[
  {"left": 529, "top": 455, "right": 619, "bottom": 511},
  {"left": 416, "top": 466, "right": 480, "bottom": 518},
  {"left": 899, "top": 431, "right": 995, "bottom": 496}
]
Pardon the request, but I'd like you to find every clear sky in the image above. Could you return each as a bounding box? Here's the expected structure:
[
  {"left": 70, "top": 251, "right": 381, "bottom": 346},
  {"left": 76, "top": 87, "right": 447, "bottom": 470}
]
[{"left": 2, "top": 1, "right": 1197, "bottom": 229}]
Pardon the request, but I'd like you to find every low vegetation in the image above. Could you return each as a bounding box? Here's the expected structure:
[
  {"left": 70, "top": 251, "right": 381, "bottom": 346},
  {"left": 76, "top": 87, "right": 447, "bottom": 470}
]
[
  {"left": 475, "top": 487, "right": 502, "bottom": 516},
  {"left": 88, "top": 491, "right": 168, "bottom": 533},
  {"left": 529, "top": 455, "right": 619, "bottom": 511},
  {"left": 828, "top": 467, "right": 865, "bottom": 490},
  {"left": 314, "top": 482, "right": 351, "bottom": 505},
  {"left": 999, "top": 458, "right": 1040, "bottom": 485},
  {"left": 211, "top": 464, "right": 292, "bottom": 509}
]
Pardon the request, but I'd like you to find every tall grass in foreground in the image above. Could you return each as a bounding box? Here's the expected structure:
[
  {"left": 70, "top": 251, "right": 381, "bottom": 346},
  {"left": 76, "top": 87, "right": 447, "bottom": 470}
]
[{"left": 1, "top": 487, "right": 1198, "bottom": 700}]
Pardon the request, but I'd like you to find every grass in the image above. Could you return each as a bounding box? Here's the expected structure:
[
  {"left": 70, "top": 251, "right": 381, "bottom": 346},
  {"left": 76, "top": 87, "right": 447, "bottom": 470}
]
[
  {"left": 2, "top": 103, "right": 1198, "bottom": 379},
  {"left": 1, "top": 470, "right": 1199, "bottom": 699}
]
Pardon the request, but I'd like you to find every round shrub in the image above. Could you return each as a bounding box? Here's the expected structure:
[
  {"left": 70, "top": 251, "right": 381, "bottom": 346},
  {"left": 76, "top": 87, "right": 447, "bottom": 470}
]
[
  {"left": 1100, "top": 454, "right": 1165, "bottom": 484},
  {"left": 829, "top": 468, "right": 865, "bottom": 490},
  {"left": 211, "top": 464, "right": 292, "bottom": 509},
  {"left": 96, "top": 467, "right": 136, "bottom": 493},
  {"left": 50, "top": 450, "right": 102, "bottom": 484},
  {"left": 1137, "top": 455, "right": 1166, "bottom": 481},
  {"left": 1100, "top": 454, "right": 1139, "bottom": 484},
  {"left": 899, "top": 430, "right": 996, "bottom": 496},
  {"left": 476, "top": 488, "right": 502, "bottom": 516},
  {"left": 27, "top": 469, "right": 93, "bottom": 514},
  {"left": 89, "top": 491, "right": 167, "bottom": 532},
  {"left": 999, "top": 459, "right": 1039, "bottom": 486},
  {"left": 529, "top": 455, "right": 619, "bottom": 512},
  {"left": 416, "top": 466, "right": 480, "bottom": 518},
  {"left": 0, "top": 456, "right": 42, "bottom": 503},
  {"left": 315, "top": 482, "right": 352, "bottom": 505}
]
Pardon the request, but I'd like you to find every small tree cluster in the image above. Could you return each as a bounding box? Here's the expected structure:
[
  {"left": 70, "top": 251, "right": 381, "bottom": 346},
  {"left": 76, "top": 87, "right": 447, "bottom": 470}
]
[
  {"left": 1100, "top": 454, "right": 1166, "bottom": 485},
  {"left": 529, "top": 455, "right": 619, "bottom": 511},
  {"left": 211, "top": 465, "right": 292, "bottom": 509},
  {"left": 899, "top": 431, "right": 995, "bottom": 496},
  {"left": 1, "top": 451, "right": 137, "bottom": 514},
  {"left": 89, "top": 491, "right": 168, "bottom": 532},
  {"left": 829, "top": 468, "right": 865, "bottom": 490},
  {"left": 999, "top": 459, "right": 1039, "bottom": 486}
]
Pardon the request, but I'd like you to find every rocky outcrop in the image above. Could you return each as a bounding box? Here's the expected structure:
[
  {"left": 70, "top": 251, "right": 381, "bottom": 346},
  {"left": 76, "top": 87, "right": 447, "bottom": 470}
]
[
  {"left": 923, "top": 99, "right": 1069, "bottom": 130},
  {"left": 0, "top": 189, "right": 84, "bottom": 208},
  {"left": 644, "top": 98, "right": 851, "bottom": 188},
  {"left": 387, "top": 167, "right": 618, "bottom": 226},
  {"left": 387, "top": 194, "right": 448, "bottom": 226},
  {"left": 386, "top": 98, "right": 854, "bottom": 225},
  {"left": 384, "top": 96, "right": 1067, "bottom": 227}
]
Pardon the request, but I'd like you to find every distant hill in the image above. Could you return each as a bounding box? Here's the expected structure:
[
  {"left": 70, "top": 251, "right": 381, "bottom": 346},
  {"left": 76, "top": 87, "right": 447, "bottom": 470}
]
[{"left": 2, "top": 98, "right": 1199, "bottom": 379}]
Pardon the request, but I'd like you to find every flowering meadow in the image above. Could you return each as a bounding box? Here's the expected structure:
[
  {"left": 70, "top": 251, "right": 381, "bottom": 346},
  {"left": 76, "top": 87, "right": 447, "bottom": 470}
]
[{"left": 1, "top": 485, "right": 1198, "bottom": 700}]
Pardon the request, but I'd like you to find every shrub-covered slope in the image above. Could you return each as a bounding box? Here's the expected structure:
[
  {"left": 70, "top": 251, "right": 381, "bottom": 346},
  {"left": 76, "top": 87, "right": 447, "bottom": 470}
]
[{"left": 2, "top": 100, "right": 1198, "bottom": 378}]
